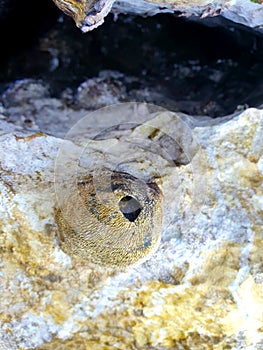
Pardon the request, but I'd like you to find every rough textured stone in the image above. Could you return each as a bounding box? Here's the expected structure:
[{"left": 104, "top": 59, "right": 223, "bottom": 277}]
[
  {"left": 114, "top": 0, "right": 263, "bottom": 30},
  {"left": 0, "top": 105, "right": 262, "bottom": 349},
  {"left": 52, "top": 0, "right": 263, "bottom": 32}
]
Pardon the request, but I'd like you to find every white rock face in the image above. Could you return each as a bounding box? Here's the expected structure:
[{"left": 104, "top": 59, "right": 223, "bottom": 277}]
[
  {"left": 113, "top": 0, "right": 263, "bottom": 29},
  {"left": 52, "top": 0, "right": 263, "bottom": 32},
  {"left": 0, "top": 105, "right": 262, "bottom": 349},
  {"left": 222, "top": 0, "right": 263, "bottom": 28}
]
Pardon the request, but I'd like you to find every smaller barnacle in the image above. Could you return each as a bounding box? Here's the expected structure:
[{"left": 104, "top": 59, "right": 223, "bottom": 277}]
[
  {"left": 55, "top": 169, "right": 163, "bottom": 267},
  {"left": 52, "top": 0, "right": 115, "bottom": 32}
]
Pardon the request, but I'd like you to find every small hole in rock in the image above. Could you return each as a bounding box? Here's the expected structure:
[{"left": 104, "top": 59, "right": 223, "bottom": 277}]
[
  {"left": 119, "top": 196, "right": 142, "bottom": 222},
  {"left": 24, "top": 119, "right": 33, "bottom": 127}
]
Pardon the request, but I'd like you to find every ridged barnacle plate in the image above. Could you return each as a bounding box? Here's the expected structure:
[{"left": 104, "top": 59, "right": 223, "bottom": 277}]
[{"left": 55, "top": 168, "right": 163, "bottom": 267}]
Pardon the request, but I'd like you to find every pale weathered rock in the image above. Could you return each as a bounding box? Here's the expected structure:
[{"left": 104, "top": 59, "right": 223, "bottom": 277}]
[
  {"left": 114, "top": 0, "right": 263, "bottom": 30},
  {"left": 0, "top": 105, "right": 262, "bottom": 349},
  {"left": 52, "top": 0, "right": 263, "bottom": 32}
]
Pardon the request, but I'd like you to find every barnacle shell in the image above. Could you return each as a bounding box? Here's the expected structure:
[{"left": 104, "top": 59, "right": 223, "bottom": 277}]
[
  {"left": 55, "top": 169, "right": 163, "bottom": 267},
  {"left": 52, "top": 0, "right": 115, "bottom": 32}
]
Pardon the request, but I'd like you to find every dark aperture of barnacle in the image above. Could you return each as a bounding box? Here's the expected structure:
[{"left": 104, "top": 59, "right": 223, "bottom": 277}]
[{"left": 118, "top": 196, "right": 142, "bottom": 222}]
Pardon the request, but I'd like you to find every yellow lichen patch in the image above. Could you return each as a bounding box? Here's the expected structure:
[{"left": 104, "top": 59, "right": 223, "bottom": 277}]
[
  {"left": 0, "top": 186, "right": 57, "bottom": 273},
  {"left": 0, "top": 263, "right": 38, "bottom": 324},
  {"left": 38, "top": 310, "right": 137, "bottom": 349},
  {"left": 189, "top": 244, "right": 241, "bottom": 287},
  {"left": 238, "top": 159, "right": 263, "bottom": 190},
  {"left": 131, "top": 281, "right": 241, "bottom": 348},
  {"left": 5, "top": 208, "right": 55, "bottom": 269},
  {"left": 39, "top": 338, "right": 122, "bottom": 350},
  {"left": 14, "top": 132, "right": 48, "bottom": 142},
  {"left": 218, "top": 109, "right": 261, "bottom": 160},
  {"left": 44, "top": 292, "right": 71, "bottom": 325},
  {"left": 216, "top": 151, "right": 263, "bottom": 192},
  {"left": 236, "top": 275, "right": 263, "bottom": 345},
  {"left": 249, "top": 234, "right": 263, "bottom": 283}
]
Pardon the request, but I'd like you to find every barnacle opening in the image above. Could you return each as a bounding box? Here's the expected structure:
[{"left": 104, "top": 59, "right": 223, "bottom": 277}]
[{"left": 119, "top": 196, "right": 142, "bottom": 222}]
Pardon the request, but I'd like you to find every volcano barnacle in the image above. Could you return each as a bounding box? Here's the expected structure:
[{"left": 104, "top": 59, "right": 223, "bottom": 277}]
[{"left": 55, "top": 169, "right": 163, "bottom": 267}]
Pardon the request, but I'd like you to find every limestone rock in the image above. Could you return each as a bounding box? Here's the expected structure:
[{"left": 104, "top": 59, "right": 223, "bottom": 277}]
[
  {"left": 52, "top": 0, "right": 263, "bottom": 32},
  {"left": 114, "top": 0, "right": 263, "bottom": 30},
  {"left": 0, "top": 105, "right": 262, "bottom": 349}
]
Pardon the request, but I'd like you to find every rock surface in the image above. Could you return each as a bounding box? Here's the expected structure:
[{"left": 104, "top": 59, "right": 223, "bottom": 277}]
[
  {"left": 52, "top": 0, "right": 263, "bottom": 32},
  {"left": 0, "top": 104, "right": 262, "bottom": 349},
  {"left": 114, "top": 0, "right": 263, "bottom": 30}
]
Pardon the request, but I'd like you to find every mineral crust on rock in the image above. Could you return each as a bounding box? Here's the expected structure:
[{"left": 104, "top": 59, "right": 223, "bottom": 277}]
[{"left": 0, "top": 105, "right": 262, "bottom": 349}]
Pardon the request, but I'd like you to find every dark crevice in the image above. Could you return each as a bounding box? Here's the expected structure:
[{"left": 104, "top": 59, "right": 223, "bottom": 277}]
[{"left": 0, "top": 4, "right": 262, "bottom": 117}]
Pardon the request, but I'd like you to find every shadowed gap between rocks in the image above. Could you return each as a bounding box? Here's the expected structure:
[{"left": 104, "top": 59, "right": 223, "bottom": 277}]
[{"left": 0, "top": 6, "right": 263, "bottom": 117}]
